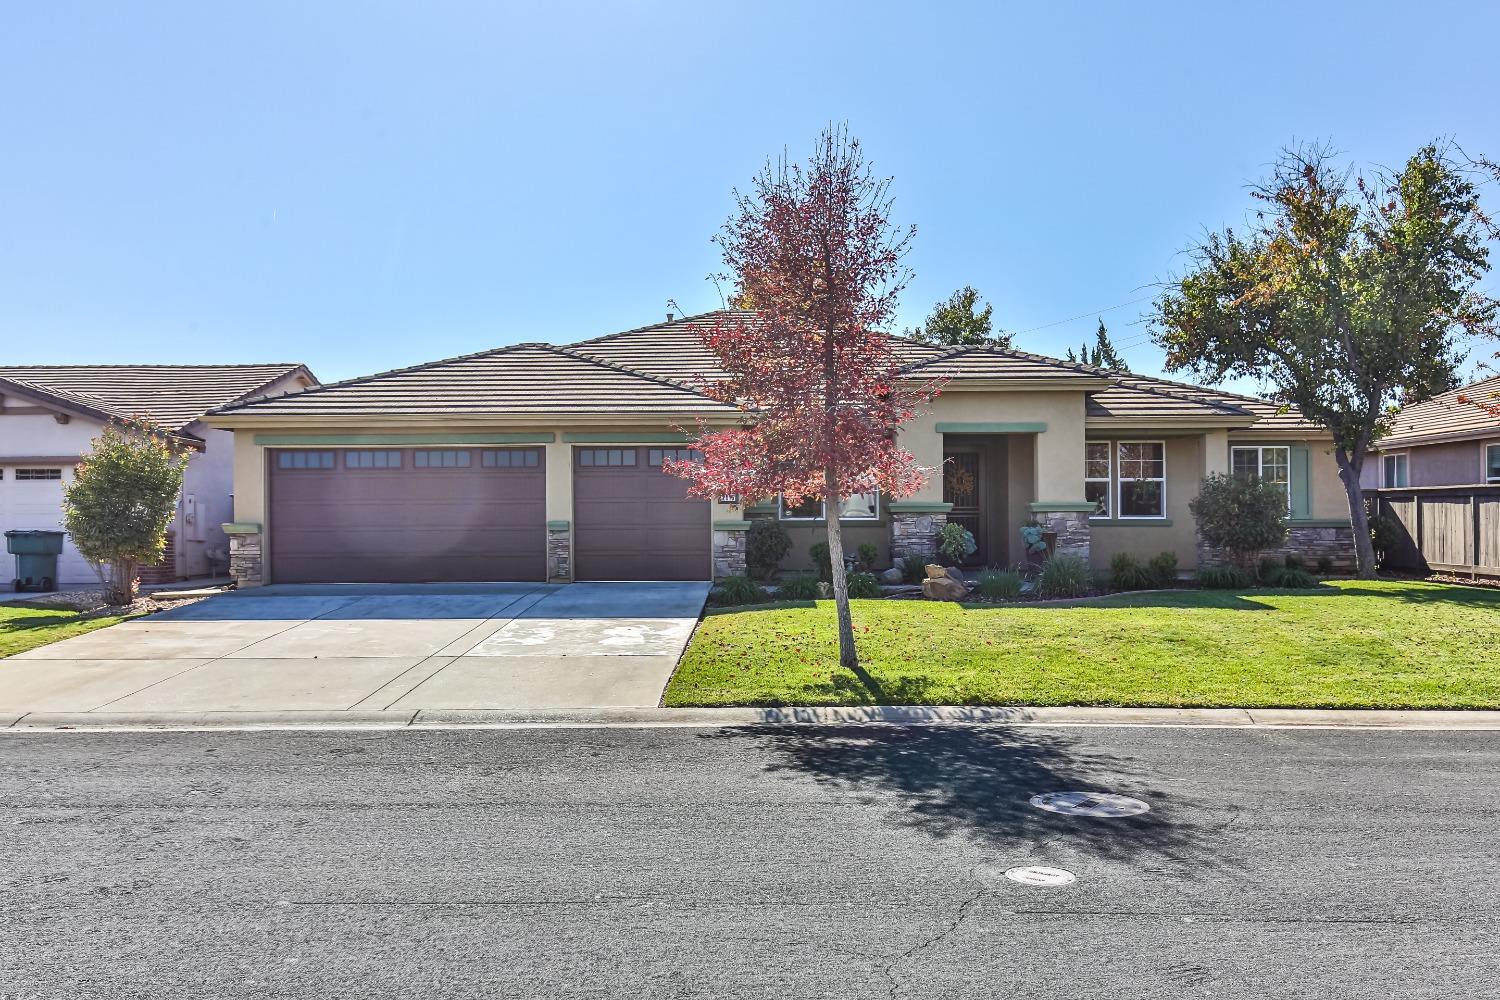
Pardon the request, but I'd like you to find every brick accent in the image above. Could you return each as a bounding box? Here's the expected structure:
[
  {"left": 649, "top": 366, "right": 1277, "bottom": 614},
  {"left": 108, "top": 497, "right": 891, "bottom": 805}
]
[
  {"left": 890, "top": 511, "right": 947, "bottom": 563},
  {"left": 227, "top": 530, "right": 263, "bottom": 588},
  {"left": 547, "top": 524, "right": 572, "bottom": 582},
  {"left": 138, "top": 530, "right": 178, "bottom": 585},
  {"left": 713, "top": 526, "right": 748, "bottom": 580},
  {"left": 1037, "top": 510, "right": 1091, "bottom": 563},
  {"left": 1198, "top": 524, "right": 1357, "bottom": 572}
]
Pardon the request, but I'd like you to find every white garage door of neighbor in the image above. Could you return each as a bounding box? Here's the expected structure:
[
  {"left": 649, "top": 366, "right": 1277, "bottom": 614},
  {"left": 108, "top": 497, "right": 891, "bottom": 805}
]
[{"left": 0, "top": 466, "right": 95, "bottom": 586}]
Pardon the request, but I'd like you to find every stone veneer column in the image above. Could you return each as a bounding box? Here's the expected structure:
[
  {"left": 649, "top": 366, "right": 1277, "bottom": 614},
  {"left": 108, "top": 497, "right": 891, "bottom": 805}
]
[
  {"left": 1029, "top": 503, "right": 1094, "bottom": 563},
  {"left": 223, "top": 522, "right": 263, "bottom": 588},
  {"left": 712, "top": 521, "right": 749, "bottom": 580},
  {"left": 888, "top": 504, "right": 951, "bottom": 563},
  {"left": 547, "top": 521, "right": 572, "bottom": 582}
]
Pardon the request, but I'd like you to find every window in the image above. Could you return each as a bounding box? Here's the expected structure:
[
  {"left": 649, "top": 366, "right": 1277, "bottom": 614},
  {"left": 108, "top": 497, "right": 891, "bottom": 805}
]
[
  {"left": 14, "top": 468, "right": 63, "bottom": 481},
  {"left": 1381, "top": 452, "right": 1409, "bottom": 488},
  {"left": 577, "top": 448, "right": 636, "bottom": 467},
  {"left": 414, "top": 450, "right": 470, "bottom": 468},
  {"left": 1117, "top": 441, "right": 1165, "bottom": 518},
  {"left": 647, "top": 448, "right": 703, "bottom": 466},
  {"left": 481, "top": 449, "right": 540, "bottom": 468},
  {"left": 1231, "top": 446, "right": 1291, "bottom": 510},
  {"left": 345, "top": 450, "right": 401, "bottom": 469},
  {"left": 777, "top": 491, "right": 879, "bottom": 520},
  {"left": 276, "top": 451, "right": 334, "bottom": 470},
  {"left": 1486, "top": 443, "right": 1500, "bottom": 484},
  {"left": 1084, "top": 441, "right": 1111, "bottom": 518}
]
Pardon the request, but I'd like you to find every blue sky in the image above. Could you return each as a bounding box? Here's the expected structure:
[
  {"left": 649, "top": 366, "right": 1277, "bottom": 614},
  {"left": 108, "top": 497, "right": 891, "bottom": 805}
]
[{"left": 3, "top": 1, "right": 1497, "bottom": 388}]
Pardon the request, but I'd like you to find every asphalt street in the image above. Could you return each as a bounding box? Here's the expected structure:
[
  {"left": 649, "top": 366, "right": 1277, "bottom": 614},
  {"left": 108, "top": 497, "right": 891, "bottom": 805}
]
[{"left": 2, "top": 724, "right": 1497, "bottom": 999}]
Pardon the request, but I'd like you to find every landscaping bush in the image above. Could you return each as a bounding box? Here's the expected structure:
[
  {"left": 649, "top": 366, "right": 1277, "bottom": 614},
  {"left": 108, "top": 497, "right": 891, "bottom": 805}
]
[
  {"left": 745, "top": 519, "right": 792, "bottom": 580},
  {"left": 1036, "top": 555, "right": 1092, "bottom": 599},
  {"left": 937, "top": 522, "right": 977, "bottom": 564},
  {"left": 1267, "top": 566, "right": 1319, "bottom": 589},
  {"left": 776, "top": 574, "right": 821, "bottom": 601},
  {"left": 856, "top": 543, "right": 879, "bottom": 572},
  {"left": 845, "top": 572, "right": 882, "bottom": 599},
  {"left": 1257, "top": 555, "right": 1284, "bottom": 583},
  {"left": 1109, "top": 552, "right": 1155, "bottom": 591},
  {"left": 1370, "top": 512, "right": 1404, "bottom": 567},
  {"left": 1147, "top": 551, "right": 1179, "bottom": 587},
  {"left": 1316, "top": 554, "right": 1334, "bottom": 575},
  {"left": 1198, "top": 564, "right": 1251, "bottom": 589},
  {"left": 1283, "top": 553, "right": 1305, "bottom": 571},
  {"left": 976, "top": 567, "right": 1023, "bottom": 600},
  {"left": 900, "top": 555, "right": 927, "bottom": 584},
  {"left": 1190, "top": 472, "right": 1290, "bottom": 571},
  {"left": 809, "top": 541, "right": 833, "bottom": 582},
  {"left": 711, "top": 575, "right": 767, "bottom": 607}
]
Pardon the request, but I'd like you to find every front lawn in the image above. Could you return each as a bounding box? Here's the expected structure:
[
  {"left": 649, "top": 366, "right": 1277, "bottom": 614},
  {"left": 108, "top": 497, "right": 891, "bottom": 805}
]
[
  {"left": 666, "top": 580, "right": 1500, "bottom": 709},
  {"left": 0, "top": 603, "right": 134, "bottom": 659}
]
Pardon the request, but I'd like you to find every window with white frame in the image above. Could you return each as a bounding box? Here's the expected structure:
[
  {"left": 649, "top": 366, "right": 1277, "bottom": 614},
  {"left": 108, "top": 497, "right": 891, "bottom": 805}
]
[
  {"left": 1232, "top": 445, "right": 1291, "bottom": 510},
  {"left": 1486, "top": 443, "right": 1500, "bottom": 484},
  {"left": 1117, "top": 441, "right": 1165, "bottom": 518},
  {"left": 14, "top": 468, "right": 63, "bottom": 481},
  {"left": 1084, "top": 441, "right": 1111, "bottom": 518},
  {"left": 778, "top": 491, "right": 880, "bottom": 520},
  {"left": 1381, "top": 452, "right": 1409, "bottom": 488}
]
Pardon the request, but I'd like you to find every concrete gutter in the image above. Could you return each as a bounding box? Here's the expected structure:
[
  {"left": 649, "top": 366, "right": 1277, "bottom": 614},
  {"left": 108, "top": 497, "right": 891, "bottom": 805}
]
[{"left": 6, "top": 705, "right": 1500, "bottom": 732}]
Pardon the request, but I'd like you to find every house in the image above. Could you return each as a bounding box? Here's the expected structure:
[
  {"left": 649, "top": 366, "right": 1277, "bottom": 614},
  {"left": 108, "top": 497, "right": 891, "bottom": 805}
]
[
  {"left": 0, "top": 364, "right": 317, "bottom": 589},
  {"left": 1361, "top": 374, "right": 1500, "bottom": 489},
  {"left": 205, "top": 310, "right": 1356, "bottom": 586}
]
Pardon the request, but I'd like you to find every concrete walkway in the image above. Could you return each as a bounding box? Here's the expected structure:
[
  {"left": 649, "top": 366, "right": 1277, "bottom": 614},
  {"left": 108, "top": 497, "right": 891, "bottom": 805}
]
[{"left": 0, "top": 581, "right": 710, "bottom": 715}]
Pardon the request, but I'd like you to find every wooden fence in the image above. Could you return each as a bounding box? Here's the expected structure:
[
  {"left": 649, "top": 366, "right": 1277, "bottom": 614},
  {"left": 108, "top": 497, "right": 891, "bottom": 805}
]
[{"left": 1366, "top": 486, "right": 1500, "bottom": 580}]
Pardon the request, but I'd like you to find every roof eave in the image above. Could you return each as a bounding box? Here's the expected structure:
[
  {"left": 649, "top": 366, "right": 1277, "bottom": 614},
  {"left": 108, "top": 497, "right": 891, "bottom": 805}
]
[
  {"left": 901, "top": 376, "right": 1113, "bottom": 391},
  {"left": 203, "top": 409, "right": 745, "bottom": 431},
  {"left": 1373, "top": 426, "right": 1500, "bottom": 450}
]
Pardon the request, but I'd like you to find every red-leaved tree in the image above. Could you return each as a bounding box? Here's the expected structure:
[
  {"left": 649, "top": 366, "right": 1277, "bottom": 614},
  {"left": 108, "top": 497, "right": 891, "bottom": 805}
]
[{"left": 668, "top": 126, "right": 939, "bottom": 672}]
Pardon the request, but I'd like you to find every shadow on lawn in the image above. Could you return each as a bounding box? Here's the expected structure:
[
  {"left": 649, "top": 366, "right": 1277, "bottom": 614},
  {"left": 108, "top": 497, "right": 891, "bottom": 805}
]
[{"left": 701, "top": 724, "right": 1217, "bottom": 865}]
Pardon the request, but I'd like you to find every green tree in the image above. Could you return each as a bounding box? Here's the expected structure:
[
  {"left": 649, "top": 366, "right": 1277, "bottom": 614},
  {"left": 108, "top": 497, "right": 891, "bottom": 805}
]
[
  {"left": 63, "top": 419, "right": 191, "bottom": 604},
  {"left": 907, "top": 286, "right": 1011, "bottom": 347},
  {"left": 1152, "top": 142, "right": 1499, "bottom": 578},
  {"left": 1091, "top": 318, "right": 1128, "bottom": 371},
  {"left": 1189, "top": 473, "right": 1290, "bottom": 572}
]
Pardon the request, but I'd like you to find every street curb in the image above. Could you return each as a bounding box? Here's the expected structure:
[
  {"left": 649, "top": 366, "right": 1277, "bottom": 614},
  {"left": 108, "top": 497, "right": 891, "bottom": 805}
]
[{"left": 6, "top": 705, "right": 1500, "bottom": 732}]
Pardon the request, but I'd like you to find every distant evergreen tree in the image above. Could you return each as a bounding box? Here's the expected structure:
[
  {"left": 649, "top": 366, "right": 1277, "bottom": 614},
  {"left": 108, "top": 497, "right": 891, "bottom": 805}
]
[{"left": 1091, "top": 319, "right": 1128, "bottom": 371}]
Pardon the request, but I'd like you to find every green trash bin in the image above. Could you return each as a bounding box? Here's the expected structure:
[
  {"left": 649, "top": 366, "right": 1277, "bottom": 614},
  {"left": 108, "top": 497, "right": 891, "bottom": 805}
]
[{"left": 5, "top": 530, "right": 66, "bottom": 592}]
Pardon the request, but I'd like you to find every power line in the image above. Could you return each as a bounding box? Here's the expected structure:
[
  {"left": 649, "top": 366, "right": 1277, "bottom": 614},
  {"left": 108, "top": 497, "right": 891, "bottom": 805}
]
[{"left": 1008, "top": 295, "right": 1156, "bottom": 337}]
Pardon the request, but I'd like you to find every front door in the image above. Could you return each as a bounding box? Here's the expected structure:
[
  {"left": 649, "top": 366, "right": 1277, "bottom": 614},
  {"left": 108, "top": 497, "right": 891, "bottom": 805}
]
[{"left": 942, "top": 449, "right": 985, "bottom": 565}]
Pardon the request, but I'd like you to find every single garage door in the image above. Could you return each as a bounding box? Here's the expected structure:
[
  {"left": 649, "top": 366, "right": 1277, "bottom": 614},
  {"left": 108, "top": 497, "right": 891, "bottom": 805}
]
[
  {"left": 268, "top": 447, "right": 546, "bottom": 583},
  {"left": 572, "top": 446, "right": 711, "bottom": 581}
]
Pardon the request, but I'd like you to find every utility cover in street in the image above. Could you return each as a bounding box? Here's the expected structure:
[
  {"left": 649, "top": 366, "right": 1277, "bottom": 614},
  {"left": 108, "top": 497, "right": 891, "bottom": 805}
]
[
  {"left": 1004, "top": 866, "right": 1077, "bottom": 887},
  {"left": 1029, "top": 791, "right": 1151, "bottom": 817}
]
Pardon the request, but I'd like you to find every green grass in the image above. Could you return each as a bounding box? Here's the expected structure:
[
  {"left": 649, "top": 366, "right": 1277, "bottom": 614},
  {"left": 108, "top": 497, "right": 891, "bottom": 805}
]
[
  {"left": 0, "top": 603, "right": 135, "bottom": 659},
  {"left": 665, "top": 580, "right": 1500, "bottom": 710}
]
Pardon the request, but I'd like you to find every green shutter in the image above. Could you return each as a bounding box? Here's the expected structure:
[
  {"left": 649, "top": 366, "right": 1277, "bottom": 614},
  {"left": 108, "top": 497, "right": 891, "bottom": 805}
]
[{"left": 1290, "top": 447, "right": 1311, "bottom": 519}]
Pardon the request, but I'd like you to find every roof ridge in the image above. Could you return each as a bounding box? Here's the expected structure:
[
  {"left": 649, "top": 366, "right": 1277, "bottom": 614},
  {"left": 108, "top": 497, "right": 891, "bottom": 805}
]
[
  {"left": 896, "top": 341, "right": 1111, "bottom": 378},
  {"left": 568, "top": 309, "right": 752, "bottom": 349},
  {"left": 0, "top": 363, "right": 306, "bottom": 371},
  {"left": 541, "top": 342, "right": 728, "bottom": 403},
  {"left": 1115, "top": 370, "right": 1276, "bottom": 407}
]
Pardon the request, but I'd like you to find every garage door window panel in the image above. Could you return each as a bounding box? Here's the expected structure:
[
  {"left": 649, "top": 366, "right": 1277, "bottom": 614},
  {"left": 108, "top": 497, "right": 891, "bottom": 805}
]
[
  {"left": 577, "top": 449, "right": 636, "bottom": 467},
  {"left": 345, "top": 450, "right": 402, "bottom": 469},
  {"left": 481, "top": 449, "right": 540, "bottom": 468},
  {"left": 414, "top": 450, "right": 471, "bottom": 468},
  {"left": 14, "top": 468, "right": 63, "bottom": 481},
  {"left": 277, "top": 451, "right": 335, "bottom": 470}
]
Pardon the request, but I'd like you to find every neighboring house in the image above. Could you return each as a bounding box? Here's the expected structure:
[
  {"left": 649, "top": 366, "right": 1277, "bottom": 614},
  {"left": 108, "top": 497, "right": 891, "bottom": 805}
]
[
  {"left": 0, "top": 364, "right": 317, "bottom": 590},
  {"left": 206, "top": 310, "right": 1356, "bottom": 587},
  {"left": 1361, "top": 375, "right": 1500, "bottom": 489}
]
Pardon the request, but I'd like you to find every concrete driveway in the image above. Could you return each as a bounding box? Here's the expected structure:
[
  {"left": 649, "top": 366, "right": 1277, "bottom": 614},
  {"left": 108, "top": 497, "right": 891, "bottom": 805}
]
[{"left": 0, "top": 582, "right": 709, "bottom": 715}]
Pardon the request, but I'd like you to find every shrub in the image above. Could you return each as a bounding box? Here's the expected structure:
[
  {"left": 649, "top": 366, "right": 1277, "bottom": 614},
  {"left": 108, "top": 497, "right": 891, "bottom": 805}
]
[
  {"left": 1257, "top": 555, "right": 1284, "bottom": 583},
  {"left": 1190, "top": 472, "right": 1290, "bottom": 571},
  {"left": 856, "top": 543, "right": 880, "bottom": 572},
  {"left": 976, "top": 567, "right": 1023, "bottom": 600},
  {"left": 776, "top": 574, "right": 821, "bottom": 600},
  {"left": 1267, "top": 566, "right": 1319, "bottom": 589},
  {"left": 712, "top": 575, "right": 766, "bottom": 607},
  {"left": 1316, "top": 554, "right": 1334, "bottom": 575},
  {"left": 1036, "top": 555, "right": 1092, "bottom": 599},
  {"left": 809, "top": 541, "right": 833, "bottom": 582},
  {"left": 1370, "top": 513, "right": 1404, "bottom": 566},
  {"left": 845, "top": 572, "right": 882, "bottom": 599},
  {"left": 1283, "top": 552, "right": 1305, "bottom": 571},
  {"left": 1109, "top": 552, "right": 1154, "bottom": 591},
  {"left": 1198, "top": 564, "right": 1251, "bottom": 589},
  {"left": 745, "top": 519, "right": 792, "bottom": 580},
  {"left": 938, "top": 522, "right": 977, "bottom": 564},
  {"left": 900, "top": 555, "right": 927, "bottom": 584},
  {"left": 1147, "top": 551, "right": 1179, "bottom": 587}
]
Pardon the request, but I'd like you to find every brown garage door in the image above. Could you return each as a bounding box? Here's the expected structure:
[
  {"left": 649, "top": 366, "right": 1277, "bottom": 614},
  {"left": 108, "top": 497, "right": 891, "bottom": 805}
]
[
  {"left": 268, "top": 448, "right": 546, "bottom": 583},
  {"left": 572, "top": 446, "right": 711, "bottom": 581}
]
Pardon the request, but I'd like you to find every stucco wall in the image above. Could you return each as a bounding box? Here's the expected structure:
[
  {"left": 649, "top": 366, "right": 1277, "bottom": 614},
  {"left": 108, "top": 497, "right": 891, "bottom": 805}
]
[{"left": 1087, "top": 434, "right": 1203, "bottom": 575}]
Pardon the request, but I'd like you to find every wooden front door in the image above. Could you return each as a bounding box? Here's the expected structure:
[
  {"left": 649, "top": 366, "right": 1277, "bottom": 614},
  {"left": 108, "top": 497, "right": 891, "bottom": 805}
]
[{"left": 942, "top": 449, "right": 985, "bottom": 564}]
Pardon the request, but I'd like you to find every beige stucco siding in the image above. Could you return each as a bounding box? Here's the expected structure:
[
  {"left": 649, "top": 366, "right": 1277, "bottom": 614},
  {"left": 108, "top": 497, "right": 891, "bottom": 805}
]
[{"left": 1086, "top": 434, "right": 1203, "bottom": 574}]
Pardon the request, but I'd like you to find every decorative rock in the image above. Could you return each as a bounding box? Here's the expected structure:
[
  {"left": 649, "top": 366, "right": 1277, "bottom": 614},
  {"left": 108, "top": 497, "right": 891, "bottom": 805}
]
[
  {"left": 922, "top": 576, "right": 969, "bottom": 601},
  {"left": 880, "top": 567, "right": 904, "bottom": 584},
  {"left": 924, "top": 564, "right": 963, "bottom": 583}
]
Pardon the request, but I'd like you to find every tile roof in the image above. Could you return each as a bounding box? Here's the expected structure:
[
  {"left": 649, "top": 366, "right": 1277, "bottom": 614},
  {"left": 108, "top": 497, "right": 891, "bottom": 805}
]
[
  {"left": 1086, "top": 377, "right": 1254, "bottom": 421},
  {"left": 1376, "top": 374, "right": 1500, "bottom": 447},
  {"left": 0, "top": 364, "right": 312, "bottom": 431},
  {"left": 213, "top": 343, "right": 739, "bottom": 417},
  {"left": 1101, "top": 373, "right": 1324, "bottom": 433},
  {"left": 897, "top": 344, "right": 1111, "bottom": 382}
]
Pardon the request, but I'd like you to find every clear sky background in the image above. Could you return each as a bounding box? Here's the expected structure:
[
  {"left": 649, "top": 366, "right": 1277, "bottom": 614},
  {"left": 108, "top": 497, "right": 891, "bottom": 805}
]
[{"left": 3, "top": 1, "right": 1497, "bottom": 388}]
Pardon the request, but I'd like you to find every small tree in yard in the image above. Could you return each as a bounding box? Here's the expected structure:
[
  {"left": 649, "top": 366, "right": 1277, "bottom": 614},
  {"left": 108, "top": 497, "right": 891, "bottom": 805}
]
[
  {"left": 669, "top": 126, "right": 940, "bottom": 672},
  {"left": 907, "top": 286, "right": 1010, "bottom": 348},
  {"left": 1153, "top": 142, "right": 1500, "bottom": 579},
  {"left": 63, "top": 419, "right": 191, "bottom": 605},
  {"left": 1190, "top": 473, "right": 1289, "bottom": 573}
]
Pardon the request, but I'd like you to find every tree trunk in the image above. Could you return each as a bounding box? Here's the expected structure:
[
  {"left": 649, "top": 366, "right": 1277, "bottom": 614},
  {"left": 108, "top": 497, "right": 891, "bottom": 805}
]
[
  {"left": 823, "top": 465, "right": 859, "bottom": 671},
  {"left": 105, "top": 558, "right": 137, "bottom": 606},
  {"left": 1332, "top": 448, "right": 1378, "bottom": 580}
]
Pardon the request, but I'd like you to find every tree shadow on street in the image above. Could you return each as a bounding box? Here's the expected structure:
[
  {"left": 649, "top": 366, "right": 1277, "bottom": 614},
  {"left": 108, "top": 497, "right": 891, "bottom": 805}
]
[{"left": 700, "top": 724, "right": 1222, "bottom": 866}]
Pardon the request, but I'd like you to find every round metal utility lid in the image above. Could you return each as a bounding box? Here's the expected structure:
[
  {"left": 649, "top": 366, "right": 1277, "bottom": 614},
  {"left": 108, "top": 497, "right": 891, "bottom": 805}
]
[
  {"left": 1004, "top": 866, "right": 1076, "bottom": 887},
  {"left": 1029, "top": 791, "right": 1150, "bottom": 818}
]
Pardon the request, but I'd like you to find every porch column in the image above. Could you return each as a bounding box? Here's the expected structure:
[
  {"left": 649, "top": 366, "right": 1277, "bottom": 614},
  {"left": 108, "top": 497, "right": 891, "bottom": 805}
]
[
  {"left": 1027, "top": 502, "right": 1094, "bottom": 562},
  {"left": 223, "top": 522, "right": 264, "bottom": 588}
]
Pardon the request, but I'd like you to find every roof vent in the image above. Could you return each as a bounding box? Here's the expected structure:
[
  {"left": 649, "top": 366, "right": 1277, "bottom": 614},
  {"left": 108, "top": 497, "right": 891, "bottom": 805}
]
[{"left": 666, "top": 311, "right": 675, "bottom": 322}]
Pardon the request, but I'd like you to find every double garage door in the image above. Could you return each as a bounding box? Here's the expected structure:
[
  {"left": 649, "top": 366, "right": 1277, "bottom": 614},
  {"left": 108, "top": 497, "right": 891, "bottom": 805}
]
[{"left": 268, "top": 446, "right": 709, "bottom": 583}]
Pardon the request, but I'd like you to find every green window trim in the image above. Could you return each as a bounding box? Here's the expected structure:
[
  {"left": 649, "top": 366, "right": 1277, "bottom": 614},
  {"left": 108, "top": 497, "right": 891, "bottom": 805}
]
[
  {"left": 1028, "top": 501, "right": 1097, "bottom": 513},
  {"left": 222, "top": 522, "right": 261, "bottom": 535},
  {"left": 887, "top": 501, "right": 954, "bottom": 513},
  {"left": 546, "top": 520, "right": 571, "bottom": 531},
  {"left": 713, "top": 520, "right": 752, "bottom": 531},
  {"left": 1089, "top": 518, "right": 1175, "bottom": 528}
]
